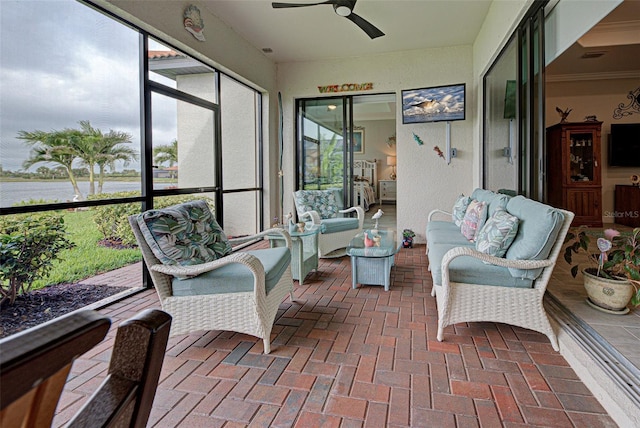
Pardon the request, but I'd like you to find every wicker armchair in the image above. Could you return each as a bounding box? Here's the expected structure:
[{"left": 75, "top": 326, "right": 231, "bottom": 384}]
[
  {"left": 128, "top": 202, "right": 294, "bottom": 354},
  {"left": 293, "top": 189, "right": 364, "bottom": 258}
]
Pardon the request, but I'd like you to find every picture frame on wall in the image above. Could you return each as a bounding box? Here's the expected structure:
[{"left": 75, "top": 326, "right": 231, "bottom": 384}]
[
  {"left": 353, "top": 129, "right": 364, "bottom": 154},
  {"left": 401, "top": 83, "right": 466, "bottom": 124}
]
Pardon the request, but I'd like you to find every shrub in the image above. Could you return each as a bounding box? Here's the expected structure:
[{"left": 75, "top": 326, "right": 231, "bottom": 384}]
[
  {"left": 90, "top": 192, "right": 214, "bottom": 246},
  {"left": 0, "top": 212, "right": 74, "bottom": 304}
]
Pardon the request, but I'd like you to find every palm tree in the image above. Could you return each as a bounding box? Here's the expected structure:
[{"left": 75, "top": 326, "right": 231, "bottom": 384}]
[
  {"left": 19, "top": 121, "right": 138, "bottom": 197},
  {"left": 153, "top": 139, "right": 178, "bottom": 180},
  {"left": 96, "top": 142, "right": 138, "bottom": 194},
  {"left": 76, "top": 121, "right": 136, "bottom": 194},
  {"left": 19, "top": 128, "right": 84, "bottom": 198}
]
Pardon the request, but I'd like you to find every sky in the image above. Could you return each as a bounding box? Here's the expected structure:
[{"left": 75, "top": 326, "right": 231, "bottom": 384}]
[{"left": 0, "top": 0, "right": 177, "bottom": 172}]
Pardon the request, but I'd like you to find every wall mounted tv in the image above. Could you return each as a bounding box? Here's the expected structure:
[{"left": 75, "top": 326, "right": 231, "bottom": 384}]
[
  {"left": 401, "top": 83, "right": 465, "bottom": 124},
  {"left": 609, "top": 123, "right": 640, "bottom": 167}
]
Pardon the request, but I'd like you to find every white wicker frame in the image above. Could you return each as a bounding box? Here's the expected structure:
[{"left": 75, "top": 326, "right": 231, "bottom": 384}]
[
  {"left": 128, "top": 217, "right": 294, "bottom": 354},
  {"left": 429, "top": 209, "right": 574, "bottom": 351},
  {"left": 298, "top": 207, "right": 365, "bottom": 258}
]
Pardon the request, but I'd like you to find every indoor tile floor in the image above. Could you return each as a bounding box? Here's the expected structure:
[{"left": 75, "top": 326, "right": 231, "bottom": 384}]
[{"left": 53, "top": 242, "right": 618, "bottom": 427}]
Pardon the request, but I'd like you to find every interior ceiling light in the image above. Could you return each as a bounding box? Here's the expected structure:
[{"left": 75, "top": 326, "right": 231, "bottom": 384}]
[{"left": 327, "top": 104, "right": 337, "bottom": 111}]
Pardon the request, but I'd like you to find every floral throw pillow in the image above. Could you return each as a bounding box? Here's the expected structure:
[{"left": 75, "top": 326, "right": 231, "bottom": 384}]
[
  {"left": 452, "top": 194, "right": 471, "bottom": 227},
  {"left": 137, "top": 200, "right": 232, "bottom": 267},
  {"left": 460, "top": 200, "right": 488, "bottom": 241},
  {"left": 475, "top": 208, "right": 520, "bottom": 257}
]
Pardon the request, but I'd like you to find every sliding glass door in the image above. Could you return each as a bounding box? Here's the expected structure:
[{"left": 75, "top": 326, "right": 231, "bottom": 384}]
[
  {"left": 483, "top": 2, "right": 546, "bottom": 200},
  {"left": 296, "top": 97, "right": 355, "bottom": 208}
]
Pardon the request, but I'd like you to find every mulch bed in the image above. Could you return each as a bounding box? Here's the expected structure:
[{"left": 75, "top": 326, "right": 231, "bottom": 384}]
[{"left": 0, "top": 283, "right": 129, "bottom": 338}]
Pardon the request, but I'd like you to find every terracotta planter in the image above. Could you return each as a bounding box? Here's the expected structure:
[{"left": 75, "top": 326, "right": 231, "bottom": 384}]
[{"left": 582, "top": 268, "right": 633, "bottom": 314}]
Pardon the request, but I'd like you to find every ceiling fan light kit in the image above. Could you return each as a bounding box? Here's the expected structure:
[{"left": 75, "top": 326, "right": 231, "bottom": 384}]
[{"left": 272, "top": 0, "right": 384, "bottom": 39}]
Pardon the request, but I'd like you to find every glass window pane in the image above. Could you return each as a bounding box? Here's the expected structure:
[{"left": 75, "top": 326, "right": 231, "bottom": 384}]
[
  {"left": 153, "top": 193, "right": 216, "bottom": 212},
  {"left": 151, "top": 93, "right": 216, "bottom": 190},
  {"left": 483, "top": 37, "right": 517, "bottom": 193},
  {"left": 0, "top": 0, "right": 141, "bottom": 207},
  {"left": 220, "top": 75, "right": 259, "bottom": 190},
  {"left": 148, "top": 39, "right": 216, "bottom": 103}
]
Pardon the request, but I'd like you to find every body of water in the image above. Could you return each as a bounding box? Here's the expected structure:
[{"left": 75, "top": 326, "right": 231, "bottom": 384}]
[{"left": 1, "top": 181, "right": 142, "bottom": 207}]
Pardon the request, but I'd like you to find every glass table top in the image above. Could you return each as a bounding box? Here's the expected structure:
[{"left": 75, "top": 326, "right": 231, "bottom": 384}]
[{"left": 346, "top": 229, "right": 400, "bottom": 258}]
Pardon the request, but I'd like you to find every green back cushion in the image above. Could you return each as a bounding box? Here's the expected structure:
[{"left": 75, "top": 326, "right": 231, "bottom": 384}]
[
  {"left": 471, "top": 188, "right": 511, "bottom": 217},
  {"left": 293, "top": 189, "right": 341, "bottom": 219},
  {"left": 505, "top": 196, "right": 564, "bottom": 280},
  {"left": 137, "top": 200, "right": 232, "bottom": 267}
]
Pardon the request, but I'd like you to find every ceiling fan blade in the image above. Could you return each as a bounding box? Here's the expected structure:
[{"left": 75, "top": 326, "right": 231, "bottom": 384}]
[
  {"left": 272, "top": 1, "right": 335, "bottom": 8},
  {"left": 346, "top": 12, "right": 385, "bottom": 39}
]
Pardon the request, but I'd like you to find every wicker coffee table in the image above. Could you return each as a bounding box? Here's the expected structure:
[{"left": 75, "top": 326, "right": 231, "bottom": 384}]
[{"left": 346, "top": 229, "right": 400, "bottom": 291}]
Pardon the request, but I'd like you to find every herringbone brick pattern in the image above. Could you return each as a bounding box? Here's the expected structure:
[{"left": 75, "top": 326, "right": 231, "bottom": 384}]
[{"left": 53, "top": 245, "right": 617, "bottom": 427}]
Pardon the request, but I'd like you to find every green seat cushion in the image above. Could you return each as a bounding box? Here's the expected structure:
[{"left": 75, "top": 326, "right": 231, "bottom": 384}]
[
  {"left": 428, "top": 243, "right": 534, "bottom": 289},
  {"left": 321, "top": 217, "right": 360, "bottom": 234},
  {"left": 427, "top": 227, "right": 472, "bottom": 246},
  {"left": 171, "top": 247, "right": 291, "bottom": 296},
  {"left": 505, "top": 196, "right": 564, "bottom": 280},
  {"left": 137, "top": 200, "right": 232, "bottom": 267}
]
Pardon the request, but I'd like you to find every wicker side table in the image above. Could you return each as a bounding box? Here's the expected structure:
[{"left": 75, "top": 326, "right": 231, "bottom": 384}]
[
  {"left": 267, "top": 225, "right": 320, "bottom": 285},
  {"left": 346, "top": 229, "right": 400, "bottom": 291}
]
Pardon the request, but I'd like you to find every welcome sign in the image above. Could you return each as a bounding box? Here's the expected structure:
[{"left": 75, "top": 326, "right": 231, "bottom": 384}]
[{"left": 318, "top": 82, "right": 374, "bottom": 93}]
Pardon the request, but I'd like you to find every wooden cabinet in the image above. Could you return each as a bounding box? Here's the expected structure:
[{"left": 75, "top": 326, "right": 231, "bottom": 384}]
[
  {"left": 546, "top": 121, "right": 602, "bottom": 226},
  {"left": 379, "top": 180, "right": 396, "bottom": 204},
  {"left": 614, "top": 185, "right": 640, "bottom": 227}
]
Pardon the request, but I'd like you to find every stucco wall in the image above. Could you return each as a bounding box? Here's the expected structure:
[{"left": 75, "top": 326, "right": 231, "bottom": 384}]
[
  {"left": 546, "top": 77, "right": 640, "bottom": 223},
  {"left": 278, "top": 47, "right": 474, "bottom": 242}
]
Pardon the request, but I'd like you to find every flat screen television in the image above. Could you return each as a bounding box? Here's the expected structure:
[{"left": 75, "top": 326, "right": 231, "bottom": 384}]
[
  {"left": 401, "top": 83, "right": 465, "bottom": 124},
  {"left": 609, "top": 123, "right": 640, "bottom": 167}
]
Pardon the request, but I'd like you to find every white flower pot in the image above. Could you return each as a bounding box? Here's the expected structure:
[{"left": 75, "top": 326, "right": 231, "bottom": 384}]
[{"left": 583, "top": 268, "right": 633, "bottom": 314}]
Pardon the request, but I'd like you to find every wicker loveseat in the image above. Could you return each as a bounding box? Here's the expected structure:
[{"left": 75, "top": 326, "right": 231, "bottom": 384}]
[
  {"left": 426, "top": 189, "right": 574, "bottom": 351},
  {"left": 293, "top": 189, "right": 364, "bottom": 258}
]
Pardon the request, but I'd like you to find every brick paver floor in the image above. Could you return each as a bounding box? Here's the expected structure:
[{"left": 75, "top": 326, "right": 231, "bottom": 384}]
[{"left": 53, "top": 245, "right": 617, "bottom": 427}]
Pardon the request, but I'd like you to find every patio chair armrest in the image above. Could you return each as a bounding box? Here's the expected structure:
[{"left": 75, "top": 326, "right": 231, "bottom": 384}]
[
  {"left": 228, "top": 228, "right": 292, "bottom": 249},
  {"left": 428, "top": 209, "right": 452, "bottom": 222},
  {"left": 442, "top": 246, "right": 554, "bottom": 271},
  {"left": 340, "top": 206, "right": 365, "bottom": 228},
  {"left": 150, "top": 252, "right": 266, "bottom": 282},
  {"left": 299, "top": 210, "right": 322, "bottom": 225}
]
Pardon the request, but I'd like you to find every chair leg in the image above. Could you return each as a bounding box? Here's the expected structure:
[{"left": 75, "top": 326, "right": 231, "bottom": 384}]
[{"left": 437, "top": 321, "right": 445, "bottom": 342}]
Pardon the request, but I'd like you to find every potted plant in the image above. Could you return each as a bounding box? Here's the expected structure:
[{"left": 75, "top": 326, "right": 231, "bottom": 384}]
[
  {"left": 402, "top": 229, "right": 415, "bottom": 248},
  {"left": 564, "top": 226, "right": 640, "bottom": 313}
]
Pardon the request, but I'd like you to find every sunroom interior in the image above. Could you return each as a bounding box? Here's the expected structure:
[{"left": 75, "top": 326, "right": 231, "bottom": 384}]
[{"left": 1, "top": 0, "right": 639, "bottom": 426}]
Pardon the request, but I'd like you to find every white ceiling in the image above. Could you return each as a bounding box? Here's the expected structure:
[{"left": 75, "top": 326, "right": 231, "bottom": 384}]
[
  {"left": 546, "top": 0, "right": 640, "bottom": 78},
  {"left": 200, "top": 0, "right": 493, "bottom": 63},
  {"left": 202, "top": 0, "right": 640, "bottom": 77}
]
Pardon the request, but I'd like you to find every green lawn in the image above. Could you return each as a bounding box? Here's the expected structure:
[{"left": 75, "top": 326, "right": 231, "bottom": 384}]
[{"left": 33, "top": 210, "right": 142, "bottom": 289}]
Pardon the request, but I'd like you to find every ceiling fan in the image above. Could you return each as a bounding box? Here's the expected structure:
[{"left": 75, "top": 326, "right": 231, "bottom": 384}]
[{"left": 271, "top": 0, "right": 385, "bottom": 39}]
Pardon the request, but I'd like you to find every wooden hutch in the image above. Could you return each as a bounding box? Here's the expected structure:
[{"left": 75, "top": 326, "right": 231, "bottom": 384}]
[{"left": 546, "top": 121, "right": 602, "bottom": 227}]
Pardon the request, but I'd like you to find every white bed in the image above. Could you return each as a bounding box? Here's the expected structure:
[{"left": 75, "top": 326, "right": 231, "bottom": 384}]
[{"left": 353, "top": 159, "right": 378, "bottom": 211}]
